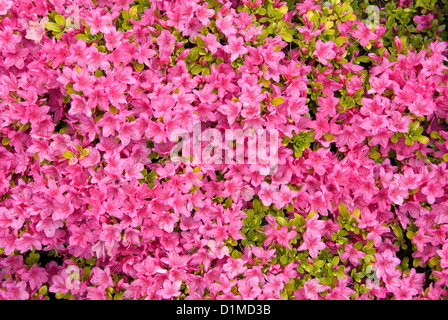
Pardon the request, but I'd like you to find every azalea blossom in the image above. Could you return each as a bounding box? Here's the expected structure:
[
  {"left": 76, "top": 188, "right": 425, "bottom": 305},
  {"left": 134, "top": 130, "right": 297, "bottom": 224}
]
[{"left": 0, "top": 0, "right": 447, "bottom": 302}]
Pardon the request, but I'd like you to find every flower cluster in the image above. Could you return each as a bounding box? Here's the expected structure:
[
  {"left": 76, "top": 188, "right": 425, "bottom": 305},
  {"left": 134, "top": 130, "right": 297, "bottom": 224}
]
[{"left": 0, "top": 0, "right": 448, "bottom": 300}]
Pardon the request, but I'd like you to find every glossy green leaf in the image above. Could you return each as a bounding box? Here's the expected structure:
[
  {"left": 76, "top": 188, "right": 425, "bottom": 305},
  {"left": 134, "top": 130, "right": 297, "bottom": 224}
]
[
  {"left": 63, "top": 150, "right": 75, "bottom": 159},
  {"left": 54, "top": 14, "right": 66, "bottom": 26},
  {"left": 271, "top": 96, "right": 285, "bottom": 105},
  {"left": 45, "top": 22, "right": 62, "bottom": 32}
]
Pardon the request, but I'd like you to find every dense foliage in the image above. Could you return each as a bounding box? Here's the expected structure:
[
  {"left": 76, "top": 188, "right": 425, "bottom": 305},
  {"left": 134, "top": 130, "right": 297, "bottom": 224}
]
[{"left": 1, "top": 0, "right": 448, "bottom": 300}]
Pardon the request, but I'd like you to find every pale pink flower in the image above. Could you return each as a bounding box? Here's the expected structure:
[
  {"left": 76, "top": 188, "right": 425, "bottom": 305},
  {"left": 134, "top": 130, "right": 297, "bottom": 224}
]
[{"left": 157, "top": 280, "right": 182, "bottom": 299}]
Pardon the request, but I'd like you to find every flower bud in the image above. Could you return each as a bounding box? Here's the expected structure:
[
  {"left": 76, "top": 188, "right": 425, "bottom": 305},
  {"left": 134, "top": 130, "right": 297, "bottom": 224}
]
[
  {"left": 176, "top": 49, "right": 190, "bottom": 61},
  {"left": 394, "top": 36, "right": 402, "bottom": 52},
  {"left": 368, "top": 53, "right": 381, "bottom": 63},
  {"left": 175, "top": 42, "right": 184, "bottom": 50},
  {"left": 374, "top": 41, "right": 383, "bottom": 48},
  {"left": 158, "top": 19, "right": 170, "bottom": 29},
  {"left": 219, "top": 3, "right": 232, "bottom": 16},
  {"left": 148, "top": 26, "right": 159, "bottom": 36}
]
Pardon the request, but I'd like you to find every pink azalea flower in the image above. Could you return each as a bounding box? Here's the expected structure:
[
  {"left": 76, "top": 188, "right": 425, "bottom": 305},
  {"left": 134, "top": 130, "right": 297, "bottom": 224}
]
[
  {"left": 413, "top": 14, "right": 433, "bottom": 31},
  {"left": 3, "top": 281, "right": 30, "bottom": 300},
  {"left": 223, "top": 36, "right": 248, "bottom": 62},
  {"left": 0, "top": 0, "right": 13, "bottom": 15},
  {"left": 156, "top": 280, "right": 182, "bottom": 299},
  {"left": 313, "top": 40, "right": 336, "bottom": 65},
  {"left": 374, "top": 249, "right": 401, "bottom": 279},
  {"left": 368, "top": 72, "right": 392, "bottom": 95},
  {"left": 238, "top": 276, "right": 261, "bottom": 300},
  {"left": 215, "top": 12, "right": 237, "bottom": 38},
  {"left": 199, "top": 33, "right": 221, "bottom": 54},
  {"left": 298, "top": 231, "right": 326, "bottom": 258},
  {"left": 340, "top": 243, "right": 365, "bottom": 266},
  {"left": 422, "top": 181, "right": 444, "bottom": 204},
  {"left": 258, "top": 182, "right": 278, "bottom": 207},
  {"left": 90, "top": 266, "right": 114, "bottom": 288},
  {"left": 222, "top": 258, "right": 247, "bottom": 279},
  {"left": 436, "top": 243, "right": 448, "bottom": 269},
  {"left": 20, "top": 264, "right": 48, "bottom": 290},
  {"left": 351, "top": 22, "right": 377, "bottom": 46},
  {"left": 0, "top": 26, "right": 21, "bottom": 53},
  {"left": 303, "top": 278, "right": 329, "bottom": 300},
  {"left": 85, "top": 10, "right": 112, "bottom": 35}
]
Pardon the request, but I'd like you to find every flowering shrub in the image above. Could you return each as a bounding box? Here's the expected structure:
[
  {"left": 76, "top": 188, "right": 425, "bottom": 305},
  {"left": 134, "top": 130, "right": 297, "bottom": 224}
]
[{"left": 1, "top": 0, "right": 448, "bottom": 300}]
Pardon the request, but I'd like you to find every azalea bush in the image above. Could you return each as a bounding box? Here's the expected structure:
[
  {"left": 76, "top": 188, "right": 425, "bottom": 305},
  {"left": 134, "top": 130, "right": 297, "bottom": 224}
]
[{"left": 1, "top": 0, "right": 448, "bottom": 300}]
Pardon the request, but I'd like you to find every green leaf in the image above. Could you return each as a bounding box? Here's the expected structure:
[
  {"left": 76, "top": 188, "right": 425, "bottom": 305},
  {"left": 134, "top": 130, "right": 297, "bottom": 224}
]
[
  {"left": 45, "top": 22, "right": 62, "bottom": 32},
  {"left": 430, "top": 131, "right": 440, "bottom": 139},
  {"left": 413, "top": 127, "right": 424, "bottom": 136},
  {"left": 2, "top": 137, "right": 11, "bottom": 146},
  {"left": 286, "top": 203, "right": 294, "bottom": 212},
  {"left": 386, "top": 16, "right": 396, "bottom": 27},
  {"left": 355, "top": 56, "right": 370, "bottom": 63},
  {"left": 134, "top": 62, "right": 144, "bottom": 72},
  {"left": 271, "top": 96, "right": 285, "bottom": 105},
  {"left": 276, "top": 216, "right": 288, "bottom": 226},
  {"left": 280, "top": 255, "right": 288, "bottom": 265},
  {"left": 231, "top": 249, "right": 242, "bottom": 259},
  {"left": 314, "top": 260, "right": 325, "bottom": 268},
  {"left": 63, "top": 150, "right": 75, "bottom": 159},
  {"left": 413, "top": 135, "right": 429, "bottom": 144},
  {"left": 278, "top": 6, "right": 288, "bottom": 15},
  {"left": 370, "top": 151, "right": 381, "bottom": 160},
  {"left": 190, "top": 64, "right": 203, "bottom": 75},
  {"left": 258, "top": 7, "right": 267, "bottom": 15},
  {"left": 391, "top": 133, "right": 399, "bottom": 144},
  {"left": 272, "top": 8, "right": 284, "bottom": 19},
  {"left": 429, "top": 256, "right": 439, "bottom": 267},
  {"left": 54, "top": 14, "right": 66, "bottom": 27},
  {"left": 195, "top": 35, "right": 205, "bottom": 47},
  {"left": 253, "top": 198, "right": 262, "bottom": 212},
  {"left": 332, "top": 256, "right": 340, "bottom": 265},
  {"left": 334, "top": 36, "right": 347, "bottom": 46},
  {"left": 323, "top": 132, "right": 334, "bottom": 141},
  {"left": 38, "top": 285, "right": 48, "bottom": 296},
  {"left": 341, "top": 1, "right": 350, "bottom": 12},
  {"left": 338, "top": 203, "right": 348, "bottom": 217},
  {"left": 189, "top": 47, "right": 200, "bottom": 61},
  {"left": 354, "top": 241, "right": 363, "bottom": 251},
  {"left": 303, "top": 264, "right": 313, "bottom": 273},
  {"left": 280, "top": 31, "right": 293, "bottom": 42},
  {"left": 405, "top": 136, "right": 414, "bottom": 146}
]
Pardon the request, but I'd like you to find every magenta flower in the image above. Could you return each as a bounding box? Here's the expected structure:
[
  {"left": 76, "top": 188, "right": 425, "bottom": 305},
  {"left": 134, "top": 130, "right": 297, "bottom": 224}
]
[
  {"left": 0, "top": 26, "right": 21, "bottom": 53},
  {"left": 223, "top": 36, "right": 248, "bottom": 62},
  {"left": 85, "top": 10, "right": 112, "bottom": 35},
  {"left": 313, "top": 40, "right": 336, "bottom": 65},
  {"left": 351, "top": 22, "right": 377, "bottom": 46},
  {"left": 302, "top": 278, "right": 329, "bottom": 300},
  {"left": 156, "top": 280, "right": 182, "bottom": 299},
  {"left": 298, "top": 232, "right": 326, "bottom": 258}
]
